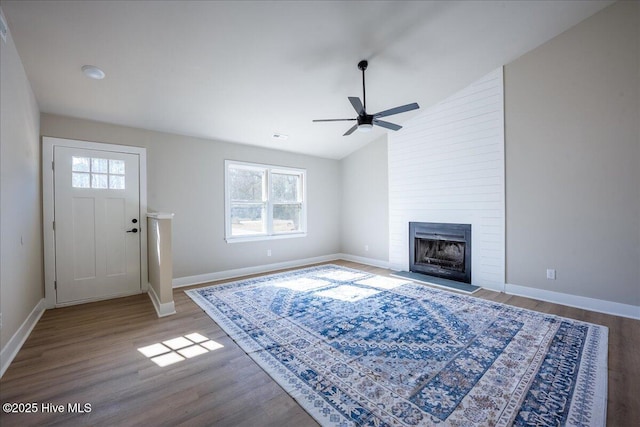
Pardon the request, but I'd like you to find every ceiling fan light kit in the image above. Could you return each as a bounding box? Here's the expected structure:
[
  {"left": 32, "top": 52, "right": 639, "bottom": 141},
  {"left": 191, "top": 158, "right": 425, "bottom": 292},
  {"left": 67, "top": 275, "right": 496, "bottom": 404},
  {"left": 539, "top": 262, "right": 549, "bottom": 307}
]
[
  {"left": 313, "top": 60, "right": 419, "bottom": 136},
  {"left": 81, "top": 65, "right": 105, "bottom": 80}
]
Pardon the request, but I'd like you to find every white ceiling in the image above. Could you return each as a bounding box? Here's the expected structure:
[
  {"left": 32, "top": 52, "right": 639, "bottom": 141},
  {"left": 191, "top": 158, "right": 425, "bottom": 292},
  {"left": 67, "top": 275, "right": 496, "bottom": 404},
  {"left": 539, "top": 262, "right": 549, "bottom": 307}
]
[{"left": 2, "top": 0, "right": 612, "bottom": 159}]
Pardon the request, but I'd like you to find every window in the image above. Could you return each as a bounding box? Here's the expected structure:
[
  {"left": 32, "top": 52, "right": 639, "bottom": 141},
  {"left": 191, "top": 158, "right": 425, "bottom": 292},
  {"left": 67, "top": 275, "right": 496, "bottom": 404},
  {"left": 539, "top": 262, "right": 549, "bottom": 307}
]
[
  {"left": 225, "top": 160, "right": 306, "bottom": 241},
  {"left": 72, "top": 156, "right": 125, "bottom": 189}
]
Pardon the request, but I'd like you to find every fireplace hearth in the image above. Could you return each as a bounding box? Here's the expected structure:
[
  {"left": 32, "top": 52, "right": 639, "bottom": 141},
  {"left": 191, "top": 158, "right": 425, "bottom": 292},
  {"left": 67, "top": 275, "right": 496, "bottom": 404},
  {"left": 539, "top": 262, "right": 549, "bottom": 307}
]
[{"left": 409, "top": 222, "right": 471, "bottom": 284}]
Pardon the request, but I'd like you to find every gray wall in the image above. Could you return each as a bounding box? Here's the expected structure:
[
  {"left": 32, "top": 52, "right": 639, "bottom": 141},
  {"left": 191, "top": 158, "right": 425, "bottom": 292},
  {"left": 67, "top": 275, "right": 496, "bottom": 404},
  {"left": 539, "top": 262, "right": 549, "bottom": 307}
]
[
  {"left": 340, "top": 135, "right": 389, "bottom": 263},
  {"left": 0, "top": 9, "right": 43, "bottom": 353},
  {"left": 40, "top": 114, "right": 341, "bottom": 280},
  {"left": 505, "top": 0, "right": 639, "bottom": 306}
]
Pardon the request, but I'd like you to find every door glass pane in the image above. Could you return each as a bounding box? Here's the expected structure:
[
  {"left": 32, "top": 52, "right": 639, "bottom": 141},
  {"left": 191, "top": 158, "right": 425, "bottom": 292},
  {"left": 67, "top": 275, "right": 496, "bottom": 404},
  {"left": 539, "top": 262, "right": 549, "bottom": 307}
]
[
  {"left": 272, "top": 173, "right": 300, "bottom": 203},
  {"left": 92, "top": 173, "right": 108, "bottom": 189},
  {"left": 109, "top": 175, "right": 125, "bottom": 190},
  {"left": 273, "top": 204, "right": 301, "bottom": 232},
  {"left": 231, "top": 203, "right": 265, "bottom": 235},
  {"left": 72, "top": 172, "right": 90, "bottom": 188},
  {"left": 72, "top": 156, "right": 127, "bottom": 190},
  {"left": 72, "top": 157, "right": 90, "bottom": 172},
  {"left": 91, "top": 158, "right": 108, "bottom": 173},
  {"left": 109, "top": 159, "right": 125, "bottom": 175}
]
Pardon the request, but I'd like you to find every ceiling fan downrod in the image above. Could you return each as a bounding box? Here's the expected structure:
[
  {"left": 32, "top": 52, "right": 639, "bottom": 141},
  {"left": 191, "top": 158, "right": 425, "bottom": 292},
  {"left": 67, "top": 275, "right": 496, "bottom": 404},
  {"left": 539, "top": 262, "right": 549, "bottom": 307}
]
[{"left": 358, "top": 60, "right": 368, "bottom": 112}]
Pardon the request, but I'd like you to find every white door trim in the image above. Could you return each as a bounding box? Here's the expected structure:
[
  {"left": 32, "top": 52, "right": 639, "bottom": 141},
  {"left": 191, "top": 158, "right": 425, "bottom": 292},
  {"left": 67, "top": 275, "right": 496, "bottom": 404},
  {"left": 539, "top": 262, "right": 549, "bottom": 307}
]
[{"left": 42, "top": 137, "right": 148, "bottom": 308}]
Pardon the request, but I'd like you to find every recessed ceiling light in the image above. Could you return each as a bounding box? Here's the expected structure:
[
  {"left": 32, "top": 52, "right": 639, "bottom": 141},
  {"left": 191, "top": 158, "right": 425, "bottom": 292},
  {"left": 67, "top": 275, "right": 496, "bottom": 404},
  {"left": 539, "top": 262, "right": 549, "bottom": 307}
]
[
  {"left": 272, "top": 133, "right": 289, "bottom": 140},
  {"left": 82, "top": 65, "right": 105, "bottom": 80}
]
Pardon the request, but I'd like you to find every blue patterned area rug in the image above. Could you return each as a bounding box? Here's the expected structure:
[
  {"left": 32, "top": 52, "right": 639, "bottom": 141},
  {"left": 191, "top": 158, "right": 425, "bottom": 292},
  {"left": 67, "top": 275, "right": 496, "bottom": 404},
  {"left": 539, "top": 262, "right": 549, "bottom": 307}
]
[{"left": 186, "top": 265, "right": 608, "bottom": 426}]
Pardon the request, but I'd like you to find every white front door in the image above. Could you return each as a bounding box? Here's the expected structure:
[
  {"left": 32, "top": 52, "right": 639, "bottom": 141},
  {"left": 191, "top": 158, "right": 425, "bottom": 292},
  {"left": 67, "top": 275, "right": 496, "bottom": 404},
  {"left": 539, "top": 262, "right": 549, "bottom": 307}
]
[{"left": 54, "top": 146, "right": 141, "bottom": 303}]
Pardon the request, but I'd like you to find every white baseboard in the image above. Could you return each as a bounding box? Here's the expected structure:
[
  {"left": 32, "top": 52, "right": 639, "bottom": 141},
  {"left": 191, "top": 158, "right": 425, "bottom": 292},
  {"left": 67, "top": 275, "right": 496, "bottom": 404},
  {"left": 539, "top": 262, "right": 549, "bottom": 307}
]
[
  {"left": 173, "top": 254, "right": 341, "bottom": 288},
  {"left": 1, "top": 299, "right": 46, "bottom": 378},
  {"left": 147, "top": 284, "right": 176, "bottom": 317},
  {"left": 336, "top": 253, "right": 390, "bottom": 270},
  {"left": 505, "top": 283, "right": 640, "bottom": 320}
]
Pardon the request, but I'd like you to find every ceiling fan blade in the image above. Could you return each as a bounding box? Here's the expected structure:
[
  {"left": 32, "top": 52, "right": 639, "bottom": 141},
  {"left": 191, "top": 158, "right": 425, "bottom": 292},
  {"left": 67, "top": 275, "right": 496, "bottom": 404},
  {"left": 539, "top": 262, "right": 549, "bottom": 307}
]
[
  {"left": 374, "top": 102, "right": 419, "bottom": 118},
  {"left": 343, "top": 124, "right": 359, "bottom": 136},
  {"left": 348, "top": 97, "right": 365, "bottom": 115},
  {"left": 313, "top": 118, "right": 357, "bottom": 122},
  {"left": 373, "top": 119, "right": 402, "bottom": 131}
]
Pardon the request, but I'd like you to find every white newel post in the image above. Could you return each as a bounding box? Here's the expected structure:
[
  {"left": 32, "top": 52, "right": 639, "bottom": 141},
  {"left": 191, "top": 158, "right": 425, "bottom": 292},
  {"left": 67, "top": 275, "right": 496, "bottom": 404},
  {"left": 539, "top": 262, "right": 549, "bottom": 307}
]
[{"left": 147, "top": 213, "right": 176, "bottom": 317}]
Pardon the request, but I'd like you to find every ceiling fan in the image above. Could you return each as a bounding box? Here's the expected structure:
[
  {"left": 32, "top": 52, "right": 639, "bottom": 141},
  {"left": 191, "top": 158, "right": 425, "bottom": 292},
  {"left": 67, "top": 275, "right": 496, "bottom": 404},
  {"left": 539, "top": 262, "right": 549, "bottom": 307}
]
[{"left": 313, "top": 60, "right": 420, "bottom": 136}]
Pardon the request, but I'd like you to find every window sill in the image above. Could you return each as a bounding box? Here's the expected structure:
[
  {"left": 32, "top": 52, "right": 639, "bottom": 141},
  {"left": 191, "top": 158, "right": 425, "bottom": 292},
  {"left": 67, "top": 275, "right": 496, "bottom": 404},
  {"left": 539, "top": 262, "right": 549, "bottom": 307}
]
[{"left": 225, "top": 232, "right": 307, "bottom": 244}]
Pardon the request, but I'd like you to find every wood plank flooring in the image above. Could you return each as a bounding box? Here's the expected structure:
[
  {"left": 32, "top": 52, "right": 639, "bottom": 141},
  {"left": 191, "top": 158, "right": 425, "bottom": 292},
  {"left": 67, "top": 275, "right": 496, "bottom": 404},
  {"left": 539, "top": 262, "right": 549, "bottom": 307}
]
[{"left": 1, "top": 260, "right": 638, "bottom": 426}]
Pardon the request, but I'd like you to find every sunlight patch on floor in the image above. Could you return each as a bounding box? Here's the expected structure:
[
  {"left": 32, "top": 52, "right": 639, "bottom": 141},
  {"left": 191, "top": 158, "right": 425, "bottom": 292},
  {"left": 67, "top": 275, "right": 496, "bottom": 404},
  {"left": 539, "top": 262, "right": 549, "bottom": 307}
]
[
  {"left": 315, "top": 285, "right": 380, "bottom": 302},
  {"left": 138, "top": 333, "right": 223, "bottom": 367}
]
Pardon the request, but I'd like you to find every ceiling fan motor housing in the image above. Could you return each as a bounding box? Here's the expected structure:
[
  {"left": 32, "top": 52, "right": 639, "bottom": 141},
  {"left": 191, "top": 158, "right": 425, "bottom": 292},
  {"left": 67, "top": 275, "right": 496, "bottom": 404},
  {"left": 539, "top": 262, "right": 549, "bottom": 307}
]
[{"left": 357, "top": 115, "right": 373, "bottom": 126}]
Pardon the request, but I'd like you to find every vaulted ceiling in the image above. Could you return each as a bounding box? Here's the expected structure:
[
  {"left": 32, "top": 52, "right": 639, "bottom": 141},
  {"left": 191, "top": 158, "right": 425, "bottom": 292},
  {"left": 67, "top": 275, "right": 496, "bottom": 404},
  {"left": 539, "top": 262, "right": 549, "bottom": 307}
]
[{"left": 1, "top": 1, "right": 612, "bottom": 159}]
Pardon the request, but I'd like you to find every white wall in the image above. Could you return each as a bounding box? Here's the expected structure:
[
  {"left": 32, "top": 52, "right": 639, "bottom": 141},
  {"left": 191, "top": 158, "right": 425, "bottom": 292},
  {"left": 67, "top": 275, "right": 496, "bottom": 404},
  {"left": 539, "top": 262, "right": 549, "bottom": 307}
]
[
  {"left": 388, "top": 68, "right": 505, "bottom": 291},
  {"left": 0, "top": 7, "right": 43, "bottom": 366},
  {"left": 505, "top": 0, "right": 639, "bottom": 307},
  {"left": 40, "top": 114, "right": 342, "bottom": 283},
  {"left": 340, "top": 135, "right": 389, "bottom": 264}
]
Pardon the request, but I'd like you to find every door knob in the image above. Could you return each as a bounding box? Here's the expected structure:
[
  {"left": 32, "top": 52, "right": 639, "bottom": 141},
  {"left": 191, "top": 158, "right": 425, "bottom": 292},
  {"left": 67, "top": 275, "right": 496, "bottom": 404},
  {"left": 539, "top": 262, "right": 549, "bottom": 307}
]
[{"left": 127, "top": 228, "right": 138, "bottom": 233}]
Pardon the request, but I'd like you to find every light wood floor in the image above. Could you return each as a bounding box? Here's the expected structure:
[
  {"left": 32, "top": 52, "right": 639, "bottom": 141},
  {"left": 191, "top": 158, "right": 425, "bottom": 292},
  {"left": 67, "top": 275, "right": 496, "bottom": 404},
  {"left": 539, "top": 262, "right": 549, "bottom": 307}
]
[{"left": 1, "top": 260, "right": 638, "bottom": 426}]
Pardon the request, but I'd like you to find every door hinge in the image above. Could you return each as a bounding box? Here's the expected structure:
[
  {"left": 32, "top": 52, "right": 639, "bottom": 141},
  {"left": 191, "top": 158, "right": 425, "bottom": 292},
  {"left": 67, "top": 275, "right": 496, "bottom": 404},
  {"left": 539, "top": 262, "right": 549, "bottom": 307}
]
[
  {"left": 53, "top": 221, "right": 55, "bottom": 230},
  {"left": 54, "top": 281, "right": 57, "bottom": 290},
  {"left": 52, "top": 161, "right": 54, "bottom": 171}
]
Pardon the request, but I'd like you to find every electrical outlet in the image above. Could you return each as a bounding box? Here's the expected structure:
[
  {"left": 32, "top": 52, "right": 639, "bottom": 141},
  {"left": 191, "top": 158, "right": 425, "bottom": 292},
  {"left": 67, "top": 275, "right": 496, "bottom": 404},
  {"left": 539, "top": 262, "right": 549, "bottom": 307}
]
[
  {"left": 546, "top": 269, "right": 556, "bottom": 280},
  {"left": 267, "top": 249, "right": 272, "bottom": 257}
]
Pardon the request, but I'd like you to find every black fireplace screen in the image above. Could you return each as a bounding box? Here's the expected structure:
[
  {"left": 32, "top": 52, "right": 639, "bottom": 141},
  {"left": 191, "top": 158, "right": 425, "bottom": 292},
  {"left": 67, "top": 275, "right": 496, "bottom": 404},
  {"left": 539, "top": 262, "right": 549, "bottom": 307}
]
[
  {"left": 409, "top": 222, "right": 471, "bottom": 283},
  {"left": 415, "top": 238, "right": 465, "bottom": 273}
]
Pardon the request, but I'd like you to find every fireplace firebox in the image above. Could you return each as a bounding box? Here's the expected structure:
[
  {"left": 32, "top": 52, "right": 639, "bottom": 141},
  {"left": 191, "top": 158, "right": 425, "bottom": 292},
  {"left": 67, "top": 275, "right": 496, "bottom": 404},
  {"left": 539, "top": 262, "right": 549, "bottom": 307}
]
[{"left": 409, "top": 222, "right": 471, "bottom": 284}]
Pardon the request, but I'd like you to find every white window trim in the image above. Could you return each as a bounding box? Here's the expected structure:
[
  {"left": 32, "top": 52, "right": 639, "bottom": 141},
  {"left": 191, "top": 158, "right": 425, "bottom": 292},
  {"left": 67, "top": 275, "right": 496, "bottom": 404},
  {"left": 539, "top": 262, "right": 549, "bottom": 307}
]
[{"left": 225, "top": 160, "right": 307, "bottom": 243}]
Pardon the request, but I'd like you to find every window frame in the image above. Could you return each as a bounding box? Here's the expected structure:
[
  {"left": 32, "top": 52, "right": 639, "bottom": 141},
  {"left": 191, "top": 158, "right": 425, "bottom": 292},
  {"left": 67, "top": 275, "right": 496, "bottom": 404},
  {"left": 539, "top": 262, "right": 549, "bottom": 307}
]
[{"left": 224, "top": 160, "right": 307, "bottom": 243}]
